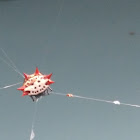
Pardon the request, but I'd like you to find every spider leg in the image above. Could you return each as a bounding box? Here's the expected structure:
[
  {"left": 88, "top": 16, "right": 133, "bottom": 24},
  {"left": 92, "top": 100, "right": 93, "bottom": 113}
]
[
  {"left": 30, "top": 95, "right": 35, "bottom": 102},
  {"left": 48, "top": 86, "right": 52, "bottom": 91},
  {"left": 45, "top": 89, "right": 50, "bottom": 95}
]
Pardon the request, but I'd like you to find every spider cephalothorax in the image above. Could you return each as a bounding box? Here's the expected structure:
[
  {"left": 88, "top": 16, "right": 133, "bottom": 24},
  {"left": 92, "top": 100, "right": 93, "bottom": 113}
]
[{"left": 17, "top": 67, "right": 54, "bottom": 101}]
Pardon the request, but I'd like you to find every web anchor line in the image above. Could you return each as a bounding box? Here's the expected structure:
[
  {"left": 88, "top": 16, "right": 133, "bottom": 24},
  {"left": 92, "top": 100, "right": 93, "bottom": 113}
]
[
  {"left": 0, "top": 82, "right": 22, "bottom": 90},
  {"left": 51, "top": 92, "right": 140, "bottom": 108},
  {"left": 0, "top": 48, "right": 24, "bottom": 78}
]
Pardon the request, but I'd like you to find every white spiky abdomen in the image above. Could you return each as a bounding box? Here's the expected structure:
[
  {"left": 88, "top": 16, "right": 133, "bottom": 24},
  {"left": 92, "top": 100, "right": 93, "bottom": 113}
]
[{"left": 24, "top": 75, "right": 49, "bottom": 96}]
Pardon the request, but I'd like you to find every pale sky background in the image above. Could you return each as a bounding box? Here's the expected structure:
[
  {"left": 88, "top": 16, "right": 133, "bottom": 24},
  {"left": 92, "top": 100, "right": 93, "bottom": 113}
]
[{"left": 0, "top": 0, "right": 140, "bottom": 140}]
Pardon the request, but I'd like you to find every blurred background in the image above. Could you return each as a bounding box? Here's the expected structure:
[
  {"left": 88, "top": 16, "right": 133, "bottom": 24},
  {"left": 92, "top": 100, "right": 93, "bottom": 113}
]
[{"left": 0, "top": 0, "right": 140, "bottom": 139}]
